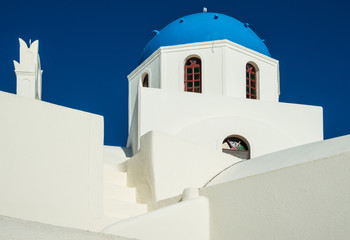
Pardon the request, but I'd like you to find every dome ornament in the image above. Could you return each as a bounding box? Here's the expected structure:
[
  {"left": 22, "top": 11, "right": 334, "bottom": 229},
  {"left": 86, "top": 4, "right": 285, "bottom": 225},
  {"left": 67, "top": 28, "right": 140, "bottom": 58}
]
[
  {"left": 244, "top": 23, "right": 249, "bottom": 28},
  {"left": 203, "top": 7, "right": 207, "bottom": 13},
  {"left": 153, "top": 30, "right": 160, "bottom": 35}
]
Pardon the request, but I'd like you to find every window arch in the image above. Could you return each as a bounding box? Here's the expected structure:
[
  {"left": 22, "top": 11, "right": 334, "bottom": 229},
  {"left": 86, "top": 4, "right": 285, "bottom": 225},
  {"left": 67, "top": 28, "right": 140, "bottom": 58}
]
[
  {"left": 246, "top": 63, "right": 257, "bottom": 99},
  {"left": 142, "top": 74, "right": 149, "bottom": 87},
  {"left": 184, "top": 57, "right": 201, "bottom": 93},
  {"left": 222, "top": 136, "right": 250, "bottom": 159}
]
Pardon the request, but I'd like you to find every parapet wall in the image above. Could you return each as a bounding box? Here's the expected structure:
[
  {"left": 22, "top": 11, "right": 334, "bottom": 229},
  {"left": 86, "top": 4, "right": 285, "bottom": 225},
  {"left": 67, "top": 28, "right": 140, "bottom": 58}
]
[{"left": 0, "top": 91, "right": 104, "bottom": 230}]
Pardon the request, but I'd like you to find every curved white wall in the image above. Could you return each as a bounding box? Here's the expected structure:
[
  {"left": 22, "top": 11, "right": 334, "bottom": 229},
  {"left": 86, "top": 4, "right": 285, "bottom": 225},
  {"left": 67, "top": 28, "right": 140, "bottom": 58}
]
[
  {"left": 135, "top": 87, "right": 322, "bottom": 157},
  {"left": 127, "top": 131, "right": 238, "bottom": 207},
  {"left": 201, "top": 135, "right": 350, "bottom": 239},
  {"left": 127, "top": 40, "right": 281, "bottom": 154}
]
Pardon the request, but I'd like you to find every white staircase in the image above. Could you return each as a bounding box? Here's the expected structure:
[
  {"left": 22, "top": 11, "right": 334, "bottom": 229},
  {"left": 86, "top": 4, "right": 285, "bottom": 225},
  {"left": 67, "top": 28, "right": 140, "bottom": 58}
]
[{"left": 102, "top": 146, "right": 147, "bottom": 221}]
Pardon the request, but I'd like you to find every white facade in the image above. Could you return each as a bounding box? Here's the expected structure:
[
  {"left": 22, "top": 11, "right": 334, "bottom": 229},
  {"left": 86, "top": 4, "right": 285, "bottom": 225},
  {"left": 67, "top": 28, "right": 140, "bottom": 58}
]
[
  {"left": 2, "top": 12, "right": 349, "bottom": 240},
  {"left": 127, "top": 40, "right": 322, "bottom": 155}
]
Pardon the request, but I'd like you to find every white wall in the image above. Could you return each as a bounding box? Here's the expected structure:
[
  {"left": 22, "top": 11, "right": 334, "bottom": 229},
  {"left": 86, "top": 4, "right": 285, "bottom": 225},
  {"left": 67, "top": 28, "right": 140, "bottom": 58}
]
[
  {"left": 126, "top": 40, "right": 295, "bottom": 155},
  {"left": 225, "top": 44, "right": 279, "bottom": 101},
  {"left": 129, "top": 40, "right": 279, "bottom": 101},
  {"left": 103, "top": 196, "right": 210, "bottom": 240},
  {"left": 137, "top": 87, "right": 323, "bottom": 158},
  {"left": 160, "top": 40, "right": 279, "bottom": 101},
  {"left": 127, "top": 51, "right": 161, "bottom": 153},
  {"left": 0, "top": 91, "right": 104, "bottom": 230},
  {"left": 127, "top": 131, "right": 238, "bottom": 206},
  {"left": 201, "top": 135, "right": 350, "bottom": 240}
]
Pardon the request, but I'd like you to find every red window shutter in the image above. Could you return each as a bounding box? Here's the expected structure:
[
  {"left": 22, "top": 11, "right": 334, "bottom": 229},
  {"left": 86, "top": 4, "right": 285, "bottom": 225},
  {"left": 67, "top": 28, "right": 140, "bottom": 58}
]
[
  {"left": 246, "top": 63, "right": 257, "bottom": 99},
  {"left": 185, "top": 58, "right": 201, "bottom": 93}
]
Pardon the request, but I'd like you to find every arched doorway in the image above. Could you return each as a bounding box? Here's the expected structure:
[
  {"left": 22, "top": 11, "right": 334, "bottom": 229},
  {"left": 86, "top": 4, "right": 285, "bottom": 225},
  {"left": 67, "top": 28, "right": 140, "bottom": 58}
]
[{"left": 222, "top": 136, "right": 250, "bottom": 159}]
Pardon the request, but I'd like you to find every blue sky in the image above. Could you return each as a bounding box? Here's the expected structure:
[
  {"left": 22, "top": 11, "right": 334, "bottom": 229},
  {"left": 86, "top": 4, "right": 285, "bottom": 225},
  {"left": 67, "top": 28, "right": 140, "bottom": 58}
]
[{"left": 0, "top": 0, "right": 349, "bottom": 146}]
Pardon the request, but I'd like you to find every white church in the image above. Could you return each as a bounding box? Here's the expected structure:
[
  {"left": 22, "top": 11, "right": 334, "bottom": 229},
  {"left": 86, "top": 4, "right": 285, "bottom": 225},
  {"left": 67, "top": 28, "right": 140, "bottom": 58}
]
[{"left": 0, "top": 11, "right": 349, "bottom": 240}]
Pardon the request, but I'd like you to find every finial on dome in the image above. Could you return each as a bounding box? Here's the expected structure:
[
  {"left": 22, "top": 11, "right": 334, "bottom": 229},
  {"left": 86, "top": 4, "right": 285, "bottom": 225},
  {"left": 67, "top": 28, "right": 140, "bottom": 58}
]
[
  {"left": 203, "top": 7, "right": 207, "bottom": 13},
  {"left": 244, "top": 23, "right": 249, "bottom": 28},
  {"left": 153, "top": 30, "right": 160, "bottom": 35}
]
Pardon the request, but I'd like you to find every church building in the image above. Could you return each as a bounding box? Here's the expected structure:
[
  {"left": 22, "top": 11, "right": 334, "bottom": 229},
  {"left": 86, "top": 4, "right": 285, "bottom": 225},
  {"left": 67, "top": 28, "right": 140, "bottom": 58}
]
[{"left": 0, "top": 11, "right": 349, "bottom": 240}]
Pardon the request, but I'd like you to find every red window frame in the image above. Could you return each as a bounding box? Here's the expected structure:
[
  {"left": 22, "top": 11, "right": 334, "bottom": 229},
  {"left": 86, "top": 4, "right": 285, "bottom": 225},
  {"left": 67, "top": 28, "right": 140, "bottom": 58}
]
[
  {"left": 184, "top": 57, "right": 201, "bottom": 93},
  {"left": 224, "top": 139, "right": 242, "bottom": 150},
  {"left": 246, "top": 63, "right": 257, "bottom": 99},
  {"left": 142, "top": 74, "right": 149, "bottom": 87}
]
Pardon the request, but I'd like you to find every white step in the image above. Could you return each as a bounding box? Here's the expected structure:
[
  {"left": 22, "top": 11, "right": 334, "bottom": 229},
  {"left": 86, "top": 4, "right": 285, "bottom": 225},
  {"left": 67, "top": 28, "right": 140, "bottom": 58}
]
[
  {"left": 104, "top": 162, "right": 126, "bottom": 173},
  {"left": 104, "top": 170, "right": 128, "bottom": 186},
  {"left": 104, "top": 199, "right": 147, "bottom": 219},
  {"left": 104, "top": 184, "right": 136, "bottom": 202}
]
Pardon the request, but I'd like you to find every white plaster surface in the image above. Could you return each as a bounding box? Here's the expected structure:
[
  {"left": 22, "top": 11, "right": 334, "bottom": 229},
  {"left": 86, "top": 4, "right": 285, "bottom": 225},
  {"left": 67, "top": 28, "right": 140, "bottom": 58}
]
[
  {"left": 127, "top": 131, "right": 239, "bottom": 206},
  {"left": 201, "top": 134, "right": 350, "bottom": 240},
  {"left": 0, "top": 91, "right": 104, "bottom": 230},
  {"left": 129, "top": 40, "right": 279, "bottom": 101},
  {"left": 136, "top": 87, "right": 322, "bottom": 157},
  {"left": 0, "top": 215, "right": 132, "bottom": 240},
  {"left": 103, "top": 196, "right": 210, "bottom": 240},
  {"left": 127, "top": 40, "right": 283, "bottom": 154},
  {"left": 13, "top": 39, "right": 42, "bottom": 100},
  {"left": 103, "top": 146, "right": 129, "bottom": 172},
  {"left": 208, "top": 134, "right": 350, "bottom": 186},
  {"left": 127, "top": 52, "right": 160, "bottom": 154}
]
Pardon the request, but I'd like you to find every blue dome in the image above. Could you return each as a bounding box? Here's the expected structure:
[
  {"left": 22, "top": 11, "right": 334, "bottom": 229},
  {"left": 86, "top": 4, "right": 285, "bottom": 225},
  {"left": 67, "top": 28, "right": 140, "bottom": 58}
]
[{"left": 139, "top": 12, "right": 270, "bottom": 64}]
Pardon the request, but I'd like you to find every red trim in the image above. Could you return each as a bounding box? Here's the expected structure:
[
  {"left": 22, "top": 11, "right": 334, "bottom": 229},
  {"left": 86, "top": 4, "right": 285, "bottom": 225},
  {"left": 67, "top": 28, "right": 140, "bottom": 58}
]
[
  {"left": 184, "top": 58, "right": 201, "bottom": 93},
  {"left": 225, "top": 139, "right": 241, "bottom": 150},
  {"left": 246, "top": 63, "right": 257, "bottom": 99}
]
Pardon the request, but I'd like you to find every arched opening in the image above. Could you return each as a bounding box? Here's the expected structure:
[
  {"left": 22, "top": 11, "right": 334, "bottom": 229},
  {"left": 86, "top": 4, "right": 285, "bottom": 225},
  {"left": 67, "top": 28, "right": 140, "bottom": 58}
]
[
  {"left": 222, "top": 136, "right": 250, "bottom": 159},
  {"left": 184, "top": 57, "right": 201, "bottom": 93},
  {"left": 246, "top": 63, "right": 258, "bottom": 99},
  {"left": 142, "top": 74, "right": 149, "bottom": 87}
]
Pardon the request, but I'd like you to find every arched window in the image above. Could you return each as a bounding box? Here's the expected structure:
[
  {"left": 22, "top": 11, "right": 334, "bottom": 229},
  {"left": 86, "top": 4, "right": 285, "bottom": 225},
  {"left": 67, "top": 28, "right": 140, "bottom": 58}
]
[
  {"left": 184, "top": 57, "right": 201, "bottom": 93},
  {"left": 222, "top": 136, "right": 250, "bottom": 159},
  {"left": 142, "top": 74, "right": 149, "bottom": 87},
  {"left": 246, "top": 63, "right": 257, "bottom": 99}
]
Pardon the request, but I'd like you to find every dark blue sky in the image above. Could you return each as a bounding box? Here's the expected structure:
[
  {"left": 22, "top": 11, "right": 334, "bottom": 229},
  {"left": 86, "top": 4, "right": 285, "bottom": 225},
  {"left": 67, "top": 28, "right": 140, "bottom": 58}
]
[{"left": 0, "top": 0, "right": 349, "bottom": 146}]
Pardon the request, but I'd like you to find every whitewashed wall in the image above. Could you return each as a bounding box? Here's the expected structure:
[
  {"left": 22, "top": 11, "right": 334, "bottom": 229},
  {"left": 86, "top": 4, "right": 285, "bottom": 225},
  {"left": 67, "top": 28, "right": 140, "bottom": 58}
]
[
  {"left": 103, "top": 197, "right": 210, "bottom": 240},
  {"left": 127, "top": 52, "right": 160, "bottom": 153},
  {"left": 137, "top": 87, "right": 323, "bottom": 158},
  {"left": 127, "top": 40, "right": 281, "bottom": 154},
  {"left": 201, "top": 135, "right": 350, "bottom": 240},
  {"left": 160, "top": 40, "right": 279, "bottom": 101},
  {"left": 0, "top": 91, "right": 104, "bottom": 230},
  {"left": 127, "top": 131, "right": 238, "bottom": 206}
]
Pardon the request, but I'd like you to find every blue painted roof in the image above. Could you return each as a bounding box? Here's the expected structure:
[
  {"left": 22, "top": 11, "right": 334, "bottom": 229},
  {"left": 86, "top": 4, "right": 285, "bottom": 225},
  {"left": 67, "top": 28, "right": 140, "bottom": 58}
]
[{"left": 138, "top": 12, "right": 270, "bottom": 64}]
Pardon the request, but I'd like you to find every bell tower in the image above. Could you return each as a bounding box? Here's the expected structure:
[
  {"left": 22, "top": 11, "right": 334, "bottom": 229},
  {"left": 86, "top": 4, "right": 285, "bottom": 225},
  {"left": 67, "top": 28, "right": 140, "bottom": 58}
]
[{"left": 13, "top": 38, "right": 43, "bottom": 100}]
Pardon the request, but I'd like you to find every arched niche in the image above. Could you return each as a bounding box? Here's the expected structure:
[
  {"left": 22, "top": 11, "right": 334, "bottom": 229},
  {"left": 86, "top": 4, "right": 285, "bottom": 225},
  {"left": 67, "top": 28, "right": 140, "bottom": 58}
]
[{"left": 222, "top": 135, "right": 250, "bottom": 159}]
